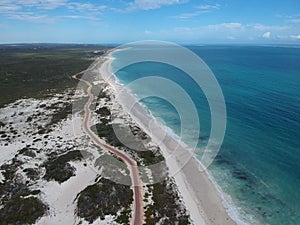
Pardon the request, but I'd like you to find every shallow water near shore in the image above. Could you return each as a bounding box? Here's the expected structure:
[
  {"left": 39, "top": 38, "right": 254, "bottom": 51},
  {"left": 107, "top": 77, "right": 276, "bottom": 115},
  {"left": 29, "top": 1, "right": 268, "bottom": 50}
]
[{"left": 111, "top": 45, "right": 300, "bottom": 225}]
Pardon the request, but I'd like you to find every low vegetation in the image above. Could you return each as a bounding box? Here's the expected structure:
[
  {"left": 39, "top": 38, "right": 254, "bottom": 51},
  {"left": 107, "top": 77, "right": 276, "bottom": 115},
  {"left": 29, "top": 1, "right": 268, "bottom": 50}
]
[
  {"left": 0, "top": 157, "right": 46, "bottom": 225},
  {"left": 0, "top": 196, "right": 45, "bottom": 225},
  {"left": 0, "top": 44, "right": 110, "bottom": 107},
  {"left": 43, "top": 150, "right": 85, "bottom": 183},
  {"left": 93, "top": 105, "right": 165, "bottom": 166},
  {"left": 145, "top": 177, "right": 190, "bottom": 225},
  {"left": 76, "top": 178, "right": 133, "bottom": 224}
]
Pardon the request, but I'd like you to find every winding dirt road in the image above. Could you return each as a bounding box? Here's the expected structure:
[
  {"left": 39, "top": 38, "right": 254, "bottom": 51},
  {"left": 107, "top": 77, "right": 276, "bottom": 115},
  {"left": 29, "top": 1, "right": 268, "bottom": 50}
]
[{"left": 73, "top": 58, "right": 144, "bottom": 225}]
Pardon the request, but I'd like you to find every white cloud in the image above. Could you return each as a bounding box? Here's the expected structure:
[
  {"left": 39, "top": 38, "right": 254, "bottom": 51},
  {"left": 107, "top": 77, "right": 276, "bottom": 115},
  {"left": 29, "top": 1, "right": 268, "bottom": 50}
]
[
  {"left": 170, "top": 24, "right": 245, "bottom": 43},
  {"left": 176, "top": 23, "right": 294, "bottom": 35},
  {"left": 36, "top": 0, "right": 68, "bottom": 10},
  {"left": 67, "top": 3, "right": 106, "bottom": 12},
  {"left": 252, "top": 24, "right": 289, "bottom": 31},
  {"left": 196, "top": 4, "right": 220, "bottom": 10},
  {"left": 172, "top": 4, "right": 220, "bottom": 19},
  {"left": 0, "top": 0, "right": 107, "bottom": 11},
  {"left": 128, "top": 0, "right": 187, "bottom": 10},
  {"left": 281, "top": 13, "right": 300, "bottom": 23},
  {"left": 0, "top": 0, "right": 68, "bottom": 10},
  {"left": 0, "top": 4, "right": 21, "bottom": 12},
  {"left": 207, "top": 22, "right": 243, "bottom": 30},
  {"left": 0, "top": 1, "right": 58, "bottom": 23},
  {"left": 290, "top": 35, "right": 300, "bottom": 39},
  {"left": 262, "top": 32, "right": 271, "bottom": 38},
  {"left": 0, "top": 0, "right": 106, "bottom": 23},
  {"left": 61, "top": 15, "right": 100, "bottom": 21},
  {"left": 288, "top": 19, "right": 300, "bottom": 23},
  {"left": 172, "top": 12, "right": 200, "bottom": 19},
  {"left": 171, "top": 22, "right": 300, "bottom": 43},
  {"left": 7, "top": 12, "right": 56, "bottom": 23},
  {"left": 173, "top": 23, "right": 244, "bottom": 36}
]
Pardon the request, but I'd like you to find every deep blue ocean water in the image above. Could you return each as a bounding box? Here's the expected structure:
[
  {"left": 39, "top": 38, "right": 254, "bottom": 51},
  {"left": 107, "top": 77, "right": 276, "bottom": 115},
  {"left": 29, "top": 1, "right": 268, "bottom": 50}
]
[{"left": 112, "top": 45, "right": 300, "bottom": 225}]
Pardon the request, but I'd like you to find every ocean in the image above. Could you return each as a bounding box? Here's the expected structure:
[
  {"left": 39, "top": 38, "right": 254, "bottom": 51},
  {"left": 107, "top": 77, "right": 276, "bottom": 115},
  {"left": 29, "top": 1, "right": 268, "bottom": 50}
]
[{"left": 111, "top": 45, "right": 300, "bottom": 225}]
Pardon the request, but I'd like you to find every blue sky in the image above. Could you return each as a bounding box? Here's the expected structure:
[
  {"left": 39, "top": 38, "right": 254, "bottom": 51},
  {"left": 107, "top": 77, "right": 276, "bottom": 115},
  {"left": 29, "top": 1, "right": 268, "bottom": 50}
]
[{"left": 0, "top": 0, "right": 299, "bottom": 44}]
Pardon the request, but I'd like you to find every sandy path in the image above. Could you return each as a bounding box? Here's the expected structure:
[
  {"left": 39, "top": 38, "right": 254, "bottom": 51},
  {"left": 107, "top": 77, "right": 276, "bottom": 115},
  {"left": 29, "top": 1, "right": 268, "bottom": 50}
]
[{"left": 73, "top": 60, "right": 144, "bottom": 225}]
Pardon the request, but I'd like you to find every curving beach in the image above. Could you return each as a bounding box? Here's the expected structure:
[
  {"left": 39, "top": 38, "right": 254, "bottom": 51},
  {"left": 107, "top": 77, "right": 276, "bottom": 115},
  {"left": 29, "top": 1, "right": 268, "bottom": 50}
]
[{"left": 98, "top": 50, "right": 238, "bottom": 225}]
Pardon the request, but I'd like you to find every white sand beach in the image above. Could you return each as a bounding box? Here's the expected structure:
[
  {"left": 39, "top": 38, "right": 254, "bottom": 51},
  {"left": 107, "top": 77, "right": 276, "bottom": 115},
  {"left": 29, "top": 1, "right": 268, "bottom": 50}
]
[{"left": 99, "top": 51, "right": 238, "bottom": 225}]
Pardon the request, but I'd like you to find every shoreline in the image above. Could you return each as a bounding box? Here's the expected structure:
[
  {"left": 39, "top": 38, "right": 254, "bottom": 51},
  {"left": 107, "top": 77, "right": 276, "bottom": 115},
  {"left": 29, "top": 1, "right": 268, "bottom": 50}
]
[{"left": 98, "top": 50, "right": 239, "bottom": 225}]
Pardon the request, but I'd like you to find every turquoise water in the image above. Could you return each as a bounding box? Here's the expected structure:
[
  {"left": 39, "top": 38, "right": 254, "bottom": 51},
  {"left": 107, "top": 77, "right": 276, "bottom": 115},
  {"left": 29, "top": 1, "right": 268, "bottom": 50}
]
[{"left": 112, "top": 45, "right": 300, "bottom": 225}]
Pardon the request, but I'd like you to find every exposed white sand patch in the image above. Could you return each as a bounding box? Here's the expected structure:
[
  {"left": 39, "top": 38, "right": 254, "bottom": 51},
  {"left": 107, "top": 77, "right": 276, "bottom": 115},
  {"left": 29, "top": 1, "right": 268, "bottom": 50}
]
[
  {"left": 0, "top": 170, "right": 4, "bottom": 183},
  {"left": 0, "top": 98, "right": 42, "bottom": 165},
  {"left": 0, "top": 88, "right": 114, "bottom": 224},
  {"left": 35, "top": 161, "right": 99, "bottom": 225},
  {"left": 0, "top": 143, "right": 27, "bottom": 165}
]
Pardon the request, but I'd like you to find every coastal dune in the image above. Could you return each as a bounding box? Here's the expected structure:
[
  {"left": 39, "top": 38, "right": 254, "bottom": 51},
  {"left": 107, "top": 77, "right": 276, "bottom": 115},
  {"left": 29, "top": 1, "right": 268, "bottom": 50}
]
[{"left": 98, "top": 51, "right": 238, "bottom": 225}]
